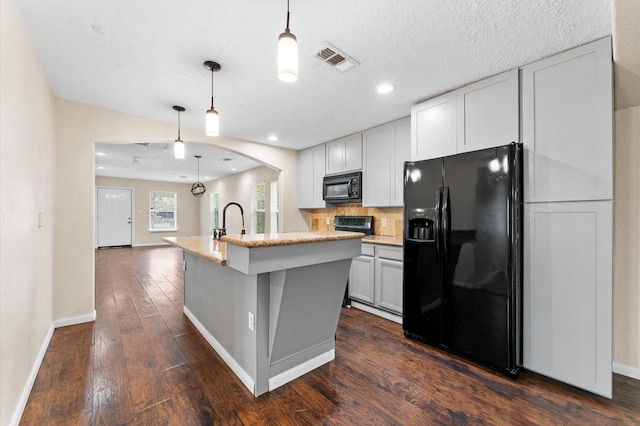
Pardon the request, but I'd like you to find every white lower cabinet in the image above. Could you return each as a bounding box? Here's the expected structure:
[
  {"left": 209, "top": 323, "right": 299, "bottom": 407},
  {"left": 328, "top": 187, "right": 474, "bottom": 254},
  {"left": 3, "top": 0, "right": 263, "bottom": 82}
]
[
  {"left": 349, "top": 243, "right": 403, "bottom": 316},
  {"left": 349, "top": 249, "right": 375, "bottom": 304},
  {"left": 523, "top": 200, "right": 612, "bottom": 398}
]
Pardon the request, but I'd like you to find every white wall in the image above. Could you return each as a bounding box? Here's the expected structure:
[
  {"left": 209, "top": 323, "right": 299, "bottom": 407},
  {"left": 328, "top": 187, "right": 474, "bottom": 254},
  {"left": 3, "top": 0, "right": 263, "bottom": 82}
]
[
  {"left": 0, "top": 0, "right": 56, "bottom": 423},
  {"left": 198, "top": 166, "right": 280, "bottom": 235},
  {"left": 95, "top": 176, "right": 201, "bottom": 246},
  {"left": 612, "top": 0, "right": 640, "bottom": 373},
  {"left": 53, "top": 98, "right": 308, "bottom": 324}
]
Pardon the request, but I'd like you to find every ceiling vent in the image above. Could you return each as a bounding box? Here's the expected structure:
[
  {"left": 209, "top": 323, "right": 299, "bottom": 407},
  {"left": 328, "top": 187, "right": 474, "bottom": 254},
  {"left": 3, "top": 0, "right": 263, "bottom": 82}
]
[{"left": 313, "top": 43, "right": 359, "bottom": 72}]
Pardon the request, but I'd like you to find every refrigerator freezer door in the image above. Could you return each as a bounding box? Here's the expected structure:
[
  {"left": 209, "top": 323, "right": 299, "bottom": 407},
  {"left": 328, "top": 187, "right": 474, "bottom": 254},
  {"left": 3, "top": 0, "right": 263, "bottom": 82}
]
[
  {"left": 441, "top": 145, "right": 517, "bottom": 370},
  {"left": 403, "top": 159, "right": 444, "bottom": 343}
]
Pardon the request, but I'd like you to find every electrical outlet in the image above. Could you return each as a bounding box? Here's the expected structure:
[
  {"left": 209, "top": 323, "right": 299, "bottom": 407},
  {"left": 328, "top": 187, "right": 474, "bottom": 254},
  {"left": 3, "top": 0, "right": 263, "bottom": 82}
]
[
  {"left": 382, "top": 218, "right": 388, "bottom": 227},
  {"left": 248, "top": 312, "right": 255, "bottom": 331},
  {"left": 326, "top": 217, "right": 330, "bottom": 225}
]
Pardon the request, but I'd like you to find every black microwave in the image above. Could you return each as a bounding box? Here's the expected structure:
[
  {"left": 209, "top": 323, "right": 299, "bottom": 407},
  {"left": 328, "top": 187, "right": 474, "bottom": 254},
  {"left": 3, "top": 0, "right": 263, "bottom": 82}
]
[{"left": 323, "top": 171, "right": 362, "bottom": 203}]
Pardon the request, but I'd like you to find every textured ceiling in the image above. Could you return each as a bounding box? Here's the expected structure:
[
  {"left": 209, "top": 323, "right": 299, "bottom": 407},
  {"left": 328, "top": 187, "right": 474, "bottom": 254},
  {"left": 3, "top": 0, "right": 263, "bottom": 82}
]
[{"left": 17, "top": 0, "right": 611, "bottom": 181}]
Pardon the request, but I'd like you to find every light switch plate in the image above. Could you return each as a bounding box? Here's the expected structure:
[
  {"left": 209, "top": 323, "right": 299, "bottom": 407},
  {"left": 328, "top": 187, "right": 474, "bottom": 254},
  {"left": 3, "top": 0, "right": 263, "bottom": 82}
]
[
  {"left": 326, "top": 217, "right": 330, "bottom": 225},
  {"left": 382, "top": 218, "right": 387, "bottom": 227}
]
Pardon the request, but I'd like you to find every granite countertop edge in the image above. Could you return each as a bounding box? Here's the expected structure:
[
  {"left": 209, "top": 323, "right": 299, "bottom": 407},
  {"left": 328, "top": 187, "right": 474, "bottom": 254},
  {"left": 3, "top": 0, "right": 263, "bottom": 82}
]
[
  {"left": 221, "top": 230, "right": 365, "bottom": 248},
  {"left": 361, "top": 235, "right": 404, "bottom": 247},
  {"left": 163, "top": 236, "right": 227, "bottom": 265}
]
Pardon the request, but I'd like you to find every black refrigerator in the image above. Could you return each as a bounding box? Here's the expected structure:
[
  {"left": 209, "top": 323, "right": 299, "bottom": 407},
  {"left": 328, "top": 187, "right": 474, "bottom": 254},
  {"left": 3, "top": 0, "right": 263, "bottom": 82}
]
[{"left": 403, "top": 142, "right": 522, "bottom": 375}]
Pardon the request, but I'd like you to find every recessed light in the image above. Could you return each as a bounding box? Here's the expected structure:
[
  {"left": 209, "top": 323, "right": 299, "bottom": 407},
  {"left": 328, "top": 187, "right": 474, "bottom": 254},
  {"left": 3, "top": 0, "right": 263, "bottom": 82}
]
[
  {"left": 231, "top": 168, "right": 237, "bottom": 171},
  {"left": 376, "top": 83, "right": 394, "bottom": 94},
  {"left": 96, "top": 152, "right": 106, "bottom": 156},
  {"left": 96, "top": 166, "right": 104, "bottom": 170},
  {"left": 268, "top": 135, "right": 278, "bottom": 142}
]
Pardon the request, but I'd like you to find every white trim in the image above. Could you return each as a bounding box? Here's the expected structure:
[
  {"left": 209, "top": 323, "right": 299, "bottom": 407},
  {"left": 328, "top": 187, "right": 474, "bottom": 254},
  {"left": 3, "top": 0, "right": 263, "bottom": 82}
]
[
  {"left": 53, "top": 311, "right": 97, "bottom": 328},
  {"left": 132, "top": 242, "right": 170, "bottom": 247},
  {"left": 9, "top": 324, "right": 54, "bottom": 426},
  {"left": 351, "top": 301, "right": 402, "bottom": 324},
  {"left": 269, "top": 350, "right": 335, "bottom": 392},
  {"left": 613, "top": 362, "right": 640, "bottom": 381},
  {"left": 183, "top": 306, "right": 255, "bottom": 394}
]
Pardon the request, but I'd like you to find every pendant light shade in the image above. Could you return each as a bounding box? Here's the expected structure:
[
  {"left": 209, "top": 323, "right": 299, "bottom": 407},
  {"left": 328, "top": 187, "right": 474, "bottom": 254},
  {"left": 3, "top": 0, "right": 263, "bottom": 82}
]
[
  {"left": 174, "top": 139, "right": 185, "bottom": 159},
  {"left": 278, "top": 0, "right": 298, "bottom": 82},
  {"left": 206, "top": 108, "right": 219, "bottom": 137},
  {"left": 204, "top": 61, "right": 221, "bottom": 137},
  {"left": 173, "top": 105, "right": 185, "bottom": 159}
]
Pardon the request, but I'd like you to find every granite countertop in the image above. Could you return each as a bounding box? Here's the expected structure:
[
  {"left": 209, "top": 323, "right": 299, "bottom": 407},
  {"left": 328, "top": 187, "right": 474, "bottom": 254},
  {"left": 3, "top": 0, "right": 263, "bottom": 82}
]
[
  {"left": 163, "top": 236, "right": 227, "bottom": 265},
  {"left": 164, "top": 231, "right": 365, "bottom": 263},
  {"left": 362, "top": 235, "right": 403, "bottom": 247},
  {"left": 221, "top": 230, "right": 365, "bottom": 248}
]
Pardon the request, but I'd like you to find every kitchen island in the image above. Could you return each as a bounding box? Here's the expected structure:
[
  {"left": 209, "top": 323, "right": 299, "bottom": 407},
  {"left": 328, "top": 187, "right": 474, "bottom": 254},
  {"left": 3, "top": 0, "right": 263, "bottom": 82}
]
[{"left": 163, "top": 231, "right": 364, "bottom": 396}]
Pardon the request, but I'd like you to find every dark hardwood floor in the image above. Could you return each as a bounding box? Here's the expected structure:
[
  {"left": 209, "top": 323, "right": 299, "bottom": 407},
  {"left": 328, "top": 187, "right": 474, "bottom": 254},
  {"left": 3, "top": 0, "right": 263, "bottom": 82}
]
[{"left": 20, "top": 246, "right": 640, "bottom": 425}]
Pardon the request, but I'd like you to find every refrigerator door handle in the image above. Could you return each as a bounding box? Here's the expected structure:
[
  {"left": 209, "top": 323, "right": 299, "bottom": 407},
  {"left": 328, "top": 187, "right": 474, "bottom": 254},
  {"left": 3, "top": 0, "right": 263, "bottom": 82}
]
[
  {"left": 442, "top": 186, "right": 450, "bottom": 265},
  {"left": 434, "top": 187, "right": 442, "bottom": 264}
]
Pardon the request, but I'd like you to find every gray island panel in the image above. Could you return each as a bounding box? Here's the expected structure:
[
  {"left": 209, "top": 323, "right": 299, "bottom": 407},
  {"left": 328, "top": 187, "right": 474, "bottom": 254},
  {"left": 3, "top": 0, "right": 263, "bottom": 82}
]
[{"left": 166, "top": 232, "right": 363, "bottom": 396}]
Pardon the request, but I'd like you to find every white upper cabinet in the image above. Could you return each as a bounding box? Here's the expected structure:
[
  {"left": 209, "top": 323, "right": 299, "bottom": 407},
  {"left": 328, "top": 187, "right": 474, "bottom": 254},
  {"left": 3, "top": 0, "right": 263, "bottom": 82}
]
[
  {"left": 411, "top": 69, "right": 518, "bottom": 161},
  {"left": 522, "top": 37, "right": 613, "bottom": 203},
  {"left": 391, "top": 120, "right": 411, "bottom": 206},
  {"left": 411, "top": 92, "right": 457, "bottom": 160},
  {"left": 326, "top": 133, "right": 362, "bottom": 175},
  {"left": 297, "top": 144, "right": 326, "bottom": 209},
  {"left": 456, "top": 69, "right": 519, "bottom": 153},
  {"left": 362, "top": 117, "right": 410, "bottom": 207}
]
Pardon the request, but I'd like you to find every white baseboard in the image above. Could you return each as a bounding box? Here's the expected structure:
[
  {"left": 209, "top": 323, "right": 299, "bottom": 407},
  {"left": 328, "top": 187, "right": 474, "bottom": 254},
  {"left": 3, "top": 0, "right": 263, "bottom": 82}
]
[
  {"left": 183, "top": 306, "right": 256, "bottom": 394},
  {"left": 9, "top": 324, "right": 55, "bottom": 426},
  {"left": 350, "top": 301, "right": 402, "bottom": 324},
  {"left": 269, "top": 350, "right": 335, "bottom": 392},
  {"left": 54, "top": 310, "right": 97, "bottom": 328},
  {"left": 613, "top": 362, "right": 640, "bottom": 381},
  {"left": 132, "top": 242, "right": 170, "bottom": 247}
]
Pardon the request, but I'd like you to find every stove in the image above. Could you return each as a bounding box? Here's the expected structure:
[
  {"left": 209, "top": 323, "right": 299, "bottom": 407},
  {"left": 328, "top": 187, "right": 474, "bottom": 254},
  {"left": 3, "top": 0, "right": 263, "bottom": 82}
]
[
  {"left": 333, "top": 216, "right": 374, "bottom": 235},
  {"left": 333, "top": 216, "right": 374, "bottom": 307}
]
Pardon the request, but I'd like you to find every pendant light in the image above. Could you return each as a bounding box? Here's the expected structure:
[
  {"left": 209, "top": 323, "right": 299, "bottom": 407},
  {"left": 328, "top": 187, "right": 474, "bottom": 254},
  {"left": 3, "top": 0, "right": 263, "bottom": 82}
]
[
  {"left": 173, "top": 105, "right": 185, "bottom": 159},
  {"left": 204, "top": 61, "right": 221, "bottom": 137},
  {"left": 191, "top": 155, "right": 207, "bottom": 197},
  {"left": 278, "top": 0, "right": 298, "bottom": 82}
]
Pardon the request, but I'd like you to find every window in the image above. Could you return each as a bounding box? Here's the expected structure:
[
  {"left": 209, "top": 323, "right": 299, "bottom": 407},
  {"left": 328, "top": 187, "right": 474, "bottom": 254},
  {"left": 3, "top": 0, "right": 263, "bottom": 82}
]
[
  {"left": 251, "top": 182, "right": 266, "bottom": 234},
  {"left": 209, "top": 192, "right": 219, "bottom": 230},
  {"left": 270, "top": 180, "right": 279, "bottom": 233},
  {"left": 149, "top": 191, "right": 177, "bottom": 231}
]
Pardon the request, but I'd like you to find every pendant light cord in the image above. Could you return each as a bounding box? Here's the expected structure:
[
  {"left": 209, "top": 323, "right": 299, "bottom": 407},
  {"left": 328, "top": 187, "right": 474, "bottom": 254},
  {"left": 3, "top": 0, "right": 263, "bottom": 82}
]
[
  {"left": 285, "top": 0, "right": 290, "bottom": 31},
  {"left": 177, "top": 110, "right": 181, "bottom": 140},
  {"left": 211, "top": 69, "right": 219, "bottom": 109}
]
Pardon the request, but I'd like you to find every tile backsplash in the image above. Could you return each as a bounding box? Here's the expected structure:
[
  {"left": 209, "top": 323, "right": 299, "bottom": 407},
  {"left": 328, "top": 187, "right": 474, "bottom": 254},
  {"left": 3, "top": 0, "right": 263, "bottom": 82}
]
[{"left": 309, "top": 204, "right": 403, "bottom": 237}]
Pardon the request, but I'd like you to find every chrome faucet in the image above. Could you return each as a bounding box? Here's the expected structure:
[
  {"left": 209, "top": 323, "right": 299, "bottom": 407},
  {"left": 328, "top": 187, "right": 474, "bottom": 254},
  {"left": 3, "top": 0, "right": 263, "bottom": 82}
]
[{"left": 221, "top": 202, "right": 245, "bottom": 236}]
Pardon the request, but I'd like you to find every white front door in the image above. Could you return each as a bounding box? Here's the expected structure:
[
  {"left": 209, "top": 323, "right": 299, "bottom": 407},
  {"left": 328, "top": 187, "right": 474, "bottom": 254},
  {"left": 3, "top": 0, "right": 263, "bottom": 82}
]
[{"left": 97, "top": 187, "right": 132, "bottom": 247}]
